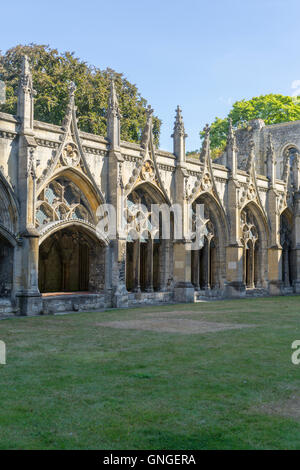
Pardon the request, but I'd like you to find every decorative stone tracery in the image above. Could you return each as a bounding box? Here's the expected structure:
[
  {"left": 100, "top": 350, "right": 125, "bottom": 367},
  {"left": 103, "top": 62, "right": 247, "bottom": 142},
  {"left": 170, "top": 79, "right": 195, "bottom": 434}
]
[
  {"left": 240, "top": 207, "right": 259, "bottom": 288},
  {"left": 36, "top": 177, "right": 95, "bottom": 229}
]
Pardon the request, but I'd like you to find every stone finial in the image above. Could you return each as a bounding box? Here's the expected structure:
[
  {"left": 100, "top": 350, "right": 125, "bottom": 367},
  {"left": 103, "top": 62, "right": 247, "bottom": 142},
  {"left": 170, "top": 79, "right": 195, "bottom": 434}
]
[
  {"left": 227, "top": 119, "right": 237, "bottom": 150},
  {"left": 171, "top": 105, "right": 187, "bottom": 164},
  {"left": 226, "top": 118, "right": 237, "bottom": 176},
  {"left": 172, "top": 106, "right": 187, "bottom": 138},
  {"left": 141, "top": 105, "right": 154, "bottom": 150},
  {"left": 68, "top": 81, "right": 77, "bottom": 97},
  {"left": 61, "top": 81, "right": 77, "bottom": 130},
  {"left": 266, "top": 133, "right": 275, "bottom": 163},
  {"left": 107, "top": 78, "right": 121, "bottom": 149},
  {"left": 17, "top": 55, "right": 35, "bottom": 133},
  {"left": 22, "top": 55, "right": 31, "bottom": 78},
  {"left": 108, "top": 78, "right": 121, "bottom": 119},
  {"left": 266, "top": 133, "right": 276, "bottom": 187},
  {"left": 246, "top": 139, "right": 255, "bottom": 173},
  {"left": 199, "top": 124, "right": 210, "bottom": 164}
]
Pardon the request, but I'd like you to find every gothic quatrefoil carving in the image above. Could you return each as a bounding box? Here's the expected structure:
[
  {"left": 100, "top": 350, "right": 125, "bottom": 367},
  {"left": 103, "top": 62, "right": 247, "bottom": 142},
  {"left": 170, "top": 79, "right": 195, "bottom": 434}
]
[{"left": 62, "top": 142, "right": 80, "bottom": 167}]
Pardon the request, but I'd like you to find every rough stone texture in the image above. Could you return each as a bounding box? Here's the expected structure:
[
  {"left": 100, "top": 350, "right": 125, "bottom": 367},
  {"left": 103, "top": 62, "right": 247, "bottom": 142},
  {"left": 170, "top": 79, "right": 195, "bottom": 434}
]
[
  {"left": 0, "top": 58, "right": 300, "bottom": 315},
  {"left": 42, "top": 293, "right": 105, "bottom": 314}
]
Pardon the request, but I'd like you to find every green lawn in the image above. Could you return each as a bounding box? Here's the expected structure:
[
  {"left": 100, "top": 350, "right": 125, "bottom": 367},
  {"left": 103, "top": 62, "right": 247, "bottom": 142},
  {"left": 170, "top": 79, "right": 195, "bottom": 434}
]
[{"left": 0, "top": 296, "right": 300, "bottom": 450}]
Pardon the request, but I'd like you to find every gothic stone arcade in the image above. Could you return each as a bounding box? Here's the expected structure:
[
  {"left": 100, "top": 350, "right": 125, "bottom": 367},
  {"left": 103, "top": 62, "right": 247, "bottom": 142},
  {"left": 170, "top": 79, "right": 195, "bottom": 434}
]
[{"left": 0, "top": 56, "right": 299, "bottom": 315}]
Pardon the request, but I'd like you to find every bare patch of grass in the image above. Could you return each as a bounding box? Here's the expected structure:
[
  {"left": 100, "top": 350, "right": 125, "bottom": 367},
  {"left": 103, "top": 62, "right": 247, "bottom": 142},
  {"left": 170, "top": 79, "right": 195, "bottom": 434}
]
[{"left": 98, "top": 318, "right": 257, "bottom": 334}]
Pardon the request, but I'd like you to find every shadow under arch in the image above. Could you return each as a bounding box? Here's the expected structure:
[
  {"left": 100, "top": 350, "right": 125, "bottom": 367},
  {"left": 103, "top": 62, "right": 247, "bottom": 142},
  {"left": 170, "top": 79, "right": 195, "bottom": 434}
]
[
  {"left": 191, "top": 191, "right": 229, "bottom": 290},
  {"left": 0, "top": 229, "right": 15, "bottom": 298},
  {"left": 132, "top": 181, "right": 170, "bottom": 205},
  {"left": 240, "top": 201, "right": 270, "bottom": 289},
  {"left": 280, "top": 207, "right": 294, "bottom": 288},
  {"left": 38, "top": 221, "right": 107, "bottom": 294},
  {"left": 126, "top": 181, "right": 172, "bottom": 293}
]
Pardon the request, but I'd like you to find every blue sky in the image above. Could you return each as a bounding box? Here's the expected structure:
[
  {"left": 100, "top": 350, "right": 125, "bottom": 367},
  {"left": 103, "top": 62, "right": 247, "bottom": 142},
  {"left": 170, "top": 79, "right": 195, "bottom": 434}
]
[{"left": 1, "top": 0, "right": 300, "bottom": 151}]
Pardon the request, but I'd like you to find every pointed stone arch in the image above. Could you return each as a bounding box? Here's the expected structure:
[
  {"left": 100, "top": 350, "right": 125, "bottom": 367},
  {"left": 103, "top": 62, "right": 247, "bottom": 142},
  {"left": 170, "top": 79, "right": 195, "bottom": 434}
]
[
  {"left": 280, "top": 207, "right": 294, "bottom": 289},
  {"left": 191, "top": 191, "right": 228, "bottom": 291},
  {"left": 0, "top": 171, "right": 19, "bottom": 238},
  {"left": 125, "top": 181, "right": 172, "bottom": 294},
  {"left": 240, "top": 201, "right": 269, "bottom": 289}
]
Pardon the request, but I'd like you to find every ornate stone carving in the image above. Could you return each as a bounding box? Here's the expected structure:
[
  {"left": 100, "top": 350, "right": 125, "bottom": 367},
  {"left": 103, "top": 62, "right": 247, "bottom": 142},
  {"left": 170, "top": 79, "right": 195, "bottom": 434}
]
[
  {"left": 240, "top": 208, "right": 258, "bottom": 246},
  {"left": 140, "top": 160, "right": 155, "bottom": 182},
  {"left": 62, "top": 142, "right": 80, "bottom": 167}
]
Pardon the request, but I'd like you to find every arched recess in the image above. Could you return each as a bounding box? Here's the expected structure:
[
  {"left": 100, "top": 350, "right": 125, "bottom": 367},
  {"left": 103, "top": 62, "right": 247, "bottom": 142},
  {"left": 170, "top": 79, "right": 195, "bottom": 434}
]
[
  {"left": 279, "top": 144, "right": 300, "bottom": 180},
  {"left": 240, "top": 201, "right": 269, "bottom": 289},
  {"left": 38, "top": 222, "right": 107, "bottom": 294},
  {"left": 191, "top": 192, "right": 228, "bottom": 291},
  {"left": 280, "top": 208, "right": 294, "bottom": 288},
  {"left": 125, "top": 182, "right": 172, "bottom": 293},
  {"left": 0, "top": 174, "right": 19, "bottom": 299}
]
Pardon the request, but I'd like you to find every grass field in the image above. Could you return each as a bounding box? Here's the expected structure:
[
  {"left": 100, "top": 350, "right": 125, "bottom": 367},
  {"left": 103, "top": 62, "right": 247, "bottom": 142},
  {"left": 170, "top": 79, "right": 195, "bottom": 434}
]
[{"left": 0, "top": 296, "right": 300, "bottom": 450}]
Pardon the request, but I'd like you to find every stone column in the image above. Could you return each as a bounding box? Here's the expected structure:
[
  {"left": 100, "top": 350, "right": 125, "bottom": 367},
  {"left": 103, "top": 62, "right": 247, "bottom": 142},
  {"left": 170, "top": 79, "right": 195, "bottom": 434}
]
[
  {"left": 193, "top": 250, "right": 200, "bottom": 291},
  {"left": 159, "top": 239, "right": 170, "bottom": 291},
  {"left": 15, "top": 57, "right": 42, "bottom": 315},
  {"left": 133, "top": 239, "right": 141, "bottom": 293},
  {"left": 109, "top": 238, "right": 128, "bottom": 307},
  {"left": 283, "top": 248, "right": 290, "bottom": 287},
  {"left": 145, "top": 238, "right": 154, "bottom": 292},
  {"left": 16, "top": 228, "right": 42, "bottom": 315},
  {"left": 225, "top": 175, "right": 246, "bottom": 298},
  {"left": 204, "top": 240, "right": 211, "bottom": 290},
  {"left": 249, "top": 245, "right": 255, "bottom": 289},
  {"left": 173, "top": 241, "right": 194, "bottom": 303}
]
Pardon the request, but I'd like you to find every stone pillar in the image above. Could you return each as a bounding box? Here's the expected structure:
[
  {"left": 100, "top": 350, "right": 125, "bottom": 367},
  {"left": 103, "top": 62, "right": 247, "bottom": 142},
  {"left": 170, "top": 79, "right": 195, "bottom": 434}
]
[
  {"left": 193, "top": 250, "right": 200, "bottom": 290},
  {"left": 173, "top": 241, "right": 194, "bottom": 303},
  {"left": 159, "top": 239, "right": 170, "bottom": 291},
  {"left": 133, "top": 239, "right": 141, "bottom": 293},
  {"left": 16, "top": 229, "right": 42, "bottom": 315},
  {"left": 110, "top": 238, "right": 128, "bottom": 307},
  {"left": 145, "top": 238, "right": 154, "bottom": 292},
  {"left": 225, "top": 244, "right": 245, "bottom": 298},
  {"left": 225, "top": 176, "right": 245, "bottom": 297},
  {"left": 283, "top": 248, "right": 290, "bottom": 287},
  {"left": 15, "top": 56, "right": 42, "bottom": 315},
  {"left": 106, "top": 79, "right": 129, "bottom": 307},
  {"left": 204, "top": 240, "right": 211, "bottom": 290},
  {"left": 249, "top": 245, "right": 255, "bottom": 289},
  {"left": 267, "top": 184, "right": 282, "bottom": 294}
]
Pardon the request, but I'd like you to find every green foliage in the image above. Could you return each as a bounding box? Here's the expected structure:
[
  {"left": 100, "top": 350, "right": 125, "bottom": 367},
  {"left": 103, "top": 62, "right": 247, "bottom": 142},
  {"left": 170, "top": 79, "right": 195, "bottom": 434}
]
[
  {"left": 0, "top": 44, "right": 161, "bottom": 145},
  {"left": 202, "top": 94, "right": 300, "bottom": 154}
]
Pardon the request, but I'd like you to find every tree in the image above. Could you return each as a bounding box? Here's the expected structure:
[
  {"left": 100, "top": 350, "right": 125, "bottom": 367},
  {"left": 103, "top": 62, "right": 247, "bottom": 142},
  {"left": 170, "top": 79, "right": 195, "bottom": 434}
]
[
  {"left": 203, "top": 94, "right": 300, "bottom": 156},
  {"left": 0, "top": 44, "right": 161, "bottom": 145}
]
